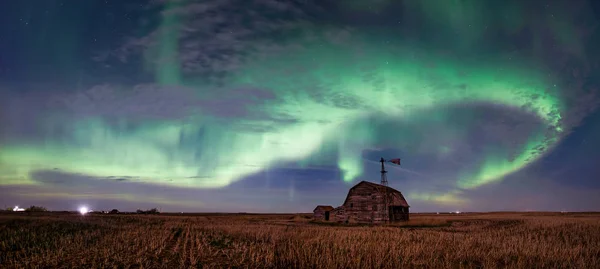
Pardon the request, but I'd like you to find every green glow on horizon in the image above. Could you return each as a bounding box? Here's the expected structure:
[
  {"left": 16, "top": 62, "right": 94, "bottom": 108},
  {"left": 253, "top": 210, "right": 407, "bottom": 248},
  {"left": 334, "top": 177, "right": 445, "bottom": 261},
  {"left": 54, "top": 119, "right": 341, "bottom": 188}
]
[{"left": 408, "top": 190, "right": 467, "bottom": 205}]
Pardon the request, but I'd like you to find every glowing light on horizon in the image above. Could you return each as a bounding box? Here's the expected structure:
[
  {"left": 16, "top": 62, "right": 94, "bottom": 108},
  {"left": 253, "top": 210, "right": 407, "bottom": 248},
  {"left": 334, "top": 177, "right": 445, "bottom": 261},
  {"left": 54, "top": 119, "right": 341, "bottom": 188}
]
[{"left": 79, "top": 206, "right": 89, "bottom": 215}]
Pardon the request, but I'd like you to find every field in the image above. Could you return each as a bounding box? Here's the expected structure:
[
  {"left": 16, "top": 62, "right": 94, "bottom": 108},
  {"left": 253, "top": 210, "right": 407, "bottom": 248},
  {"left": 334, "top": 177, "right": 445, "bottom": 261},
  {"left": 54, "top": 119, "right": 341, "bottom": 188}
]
[{"left": 1, "top": 212, "right": 599, "bottom": 268}]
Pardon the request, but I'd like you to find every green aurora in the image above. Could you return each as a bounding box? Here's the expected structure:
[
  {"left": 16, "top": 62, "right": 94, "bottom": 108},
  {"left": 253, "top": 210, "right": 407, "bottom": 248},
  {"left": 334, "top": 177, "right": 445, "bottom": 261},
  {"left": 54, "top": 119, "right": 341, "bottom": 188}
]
[
  {"left": 4, "top": 0, "right": 593, "bottom": 207},
  {"left": 0, "top": 33, "right": 565, "bottom": 204}
]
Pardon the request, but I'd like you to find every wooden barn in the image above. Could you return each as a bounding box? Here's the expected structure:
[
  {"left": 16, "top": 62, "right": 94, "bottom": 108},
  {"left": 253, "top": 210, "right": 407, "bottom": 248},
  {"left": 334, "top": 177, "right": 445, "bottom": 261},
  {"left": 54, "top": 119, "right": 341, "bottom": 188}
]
[
  {"left": 317, "top": 181, "right": 410, "bottom": 224},
  {"left": 313, "top": 205, "right": 334, "bottom": 221}
]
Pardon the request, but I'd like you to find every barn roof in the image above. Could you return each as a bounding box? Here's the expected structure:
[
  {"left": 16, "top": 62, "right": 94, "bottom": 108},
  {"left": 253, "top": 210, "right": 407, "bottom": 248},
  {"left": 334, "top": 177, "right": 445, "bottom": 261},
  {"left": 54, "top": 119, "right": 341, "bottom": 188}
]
[
  {"left": 313, "top": 205, "right": 334, "bottom": 211},
  {"left": 342, "top": 181, "right": 410, "bottom": 207}
]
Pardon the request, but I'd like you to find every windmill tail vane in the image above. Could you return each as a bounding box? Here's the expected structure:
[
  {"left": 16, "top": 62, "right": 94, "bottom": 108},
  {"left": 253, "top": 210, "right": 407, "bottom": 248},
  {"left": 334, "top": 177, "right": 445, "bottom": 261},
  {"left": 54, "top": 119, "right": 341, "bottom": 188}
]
[{"left": 388, "top": 158, "right": 401, "bottom": 165}]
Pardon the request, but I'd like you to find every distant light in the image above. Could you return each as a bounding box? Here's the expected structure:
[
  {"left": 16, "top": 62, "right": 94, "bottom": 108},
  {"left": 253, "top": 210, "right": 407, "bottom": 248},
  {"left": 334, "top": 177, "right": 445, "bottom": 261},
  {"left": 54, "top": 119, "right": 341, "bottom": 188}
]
[
  {"left": 13, "top": 206, "right": 24, "bottom": 212},
  {"left": 455, "top": 211, "right": 461, "bottom": 214},
  {"left": 79, "top": 206, "right": 89, "bottom": 215}
]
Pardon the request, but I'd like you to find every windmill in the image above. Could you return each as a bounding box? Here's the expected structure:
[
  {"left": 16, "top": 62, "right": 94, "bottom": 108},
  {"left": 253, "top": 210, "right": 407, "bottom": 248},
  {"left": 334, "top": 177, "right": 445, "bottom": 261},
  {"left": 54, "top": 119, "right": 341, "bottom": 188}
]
[
  {"left": 379, "top": 157, "right": 401, "bottom": 186},
  {"left": 379, "top": 157, "right": 401, "bottom": 222}
]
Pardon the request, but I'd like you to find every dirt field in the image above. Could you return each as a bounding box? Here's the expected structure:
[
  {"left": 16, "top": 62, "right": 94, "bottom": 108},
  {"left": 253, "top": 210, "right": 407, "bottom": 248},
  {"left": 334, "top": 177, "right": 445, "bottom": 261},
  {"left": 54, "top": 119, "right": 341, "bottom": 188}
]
[{"left": 1, "top": 212, "right": 599, "bottom": 268}]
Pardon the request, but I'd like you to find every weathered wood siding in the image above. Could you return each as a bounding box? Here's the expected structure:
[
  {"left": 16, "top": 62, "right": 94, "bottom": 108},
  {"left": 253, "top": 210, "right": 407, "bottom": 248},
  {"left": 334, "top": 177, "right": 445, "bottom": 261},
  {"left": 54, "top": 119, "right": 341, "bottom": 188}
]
[
  {"left": 332, "top": 206, "right": 345, "bottom": 222},
  {"left": 313, "top": 209, "right": 327, "bottom": 220},
  {"left": 332, "top": 182, "right": 409, "bottom": 223},
  {"left": 313, "top": 206, "right": 334, "bottom": 221}
]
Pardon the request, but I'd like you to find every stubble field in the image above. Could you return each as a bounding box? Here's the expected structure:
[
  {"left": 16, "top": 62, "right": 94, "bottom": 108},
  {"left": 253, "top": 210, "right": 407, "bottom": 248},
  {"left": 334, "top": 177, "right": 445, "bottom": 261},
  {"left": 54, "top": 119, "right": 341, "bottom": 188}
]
[{"left": 1, "top": 212, "right": 599, "bottom": 268}]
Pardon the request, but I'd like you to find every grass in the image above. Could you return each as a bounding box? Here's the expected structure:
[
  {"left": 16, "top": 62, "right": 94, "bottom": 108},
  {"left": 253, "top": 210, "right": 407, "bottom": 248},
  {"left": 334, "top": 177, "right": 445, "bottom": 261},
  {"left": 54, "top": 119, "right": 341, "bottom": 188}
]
[{"left": 0, "top": 212, "right": 599, "bottom": 268}]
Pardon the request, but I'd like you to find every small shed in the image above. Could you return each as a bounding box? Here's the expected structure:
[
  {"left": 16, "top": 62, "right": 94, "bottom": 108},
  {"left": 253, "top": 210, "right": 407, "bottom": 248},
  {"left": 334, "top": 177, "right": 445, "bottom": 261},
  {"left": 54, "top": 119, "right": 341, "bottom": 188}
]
[{"left": 313, "top": 205, "right": 334, "bottom": 221}]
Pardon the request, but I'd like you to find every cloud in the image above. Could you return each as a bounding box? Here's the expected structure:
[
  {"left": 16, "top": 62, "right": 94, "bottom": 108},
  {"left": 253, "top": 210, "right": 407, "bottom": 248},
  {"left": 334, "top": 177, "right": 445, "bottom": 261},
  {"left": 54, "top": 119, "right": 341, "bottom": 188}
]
[
  {"left": 460, "top": 174, "right": 600, "bottom": 212},
  {"left": 0, "top": 81, "right": 298, "bottom": 146},
  {"left": 106, "top": 0, "right": 313, "bottom": 78},
  {"left": 0, "top": 89, "right": 67, "bottom": 143},
  {"left": 194, "top": 87, "right": 278, "bottom": 118},
  {"left": 56, "top": 83, "right": 280, "bottom": 121},
  {"left": 99, "top": 0, "right": 360, "bottom": 91},
  {"left": 227, "top": 163, "right": 342, "bottom": 191},
  {"left": 0, "top": 83, "right": 202, "bottom": 143},
  {"left": 0, "top": 168, "right": 350, "bottom": 212},
  {"left": 52, "top": 84, "right": 202, "bottom": 120},
  {"left": 385, "top": 161, "right": 600, "bottom": 212},
  {"left": 21, "top": 169, "right": 265, "bottom": 210},
  {"left": 106, "top": 176, "right": 137, "bottom": 182}
]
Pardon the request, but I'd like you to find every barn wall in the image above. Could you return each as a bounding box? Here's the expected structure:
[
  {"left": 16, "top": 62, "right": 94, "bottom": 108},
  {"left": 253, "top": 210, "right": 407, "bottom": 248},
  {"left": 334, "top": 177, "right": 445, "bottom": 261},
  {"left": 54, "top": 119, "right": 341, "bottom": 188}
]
[
  {"left": 341, "top": 184, "right": 386, "bottom": 223},
  {"left": 313, "top": 209, "right": 326, "bottom": 220},
  {"left": 332, "top": 206, "right": 346, "bottom": 222},
  {"left": 334, "top": 183, "right": 409, "bottom": 223}
]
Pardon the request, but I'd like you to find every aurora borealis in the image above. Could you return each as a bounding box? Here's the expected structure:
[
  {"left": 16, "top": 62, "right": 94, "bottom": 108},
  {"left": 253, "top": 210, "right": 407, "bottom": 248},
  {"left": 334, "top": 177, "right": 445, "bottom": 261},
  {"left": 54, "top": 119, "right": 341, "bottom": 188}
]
[{"left": 1, "top": 0, "right": 600, "bottom": 212}]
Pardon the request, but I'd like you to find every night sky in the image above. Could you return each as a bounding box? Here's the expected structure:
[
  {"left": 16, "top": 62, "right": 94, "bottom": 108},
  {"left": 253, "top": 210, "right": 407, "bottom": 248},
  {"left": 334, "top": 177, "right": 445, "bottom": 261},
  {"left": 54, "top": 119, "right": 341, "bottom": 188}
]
[{"left": 1, "top": 0, "right": 600, "bottom": 213}]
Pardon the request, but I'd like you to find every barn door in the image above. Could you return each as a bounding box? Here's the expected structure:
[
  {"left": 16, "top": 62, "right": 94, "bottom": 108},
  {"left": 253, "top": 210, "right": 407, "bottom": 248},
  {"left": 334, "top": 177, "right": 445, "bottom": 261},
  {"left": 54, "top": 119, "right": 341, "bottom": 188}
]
[
  {"left": 389, "top": 206, "right": 405, "bottom": 221},
  {"left": 325, "top": 211, "right": 330, "bottom": 221}
]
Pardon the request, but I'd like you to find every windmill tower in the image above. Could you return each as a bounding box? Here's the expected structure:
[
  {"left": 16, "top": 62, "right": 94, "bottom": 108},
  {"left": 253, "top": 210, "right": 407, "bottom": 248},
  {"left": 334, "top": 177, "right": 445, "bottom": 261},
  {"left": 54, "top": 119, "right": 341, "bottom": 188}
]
[
  {"left": 380, "top": 157, "right": 389, "bottom": 222},
  {"left": 379, "top": 157, "right": 388, "bottom": 186},
  {"left": 379, "top": 157, "right": 401, "bottom": 222}
]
